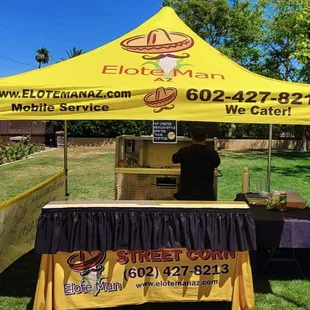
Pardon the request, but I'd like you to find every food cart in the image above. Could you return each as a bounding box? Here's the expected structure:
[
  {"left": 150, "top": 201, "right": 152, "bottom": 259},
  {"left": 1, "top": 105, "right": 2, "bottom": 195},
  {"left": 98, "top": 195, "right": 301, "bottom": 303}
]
[{"left": 115, "top": 135, "right": 218, "bottom": 200}]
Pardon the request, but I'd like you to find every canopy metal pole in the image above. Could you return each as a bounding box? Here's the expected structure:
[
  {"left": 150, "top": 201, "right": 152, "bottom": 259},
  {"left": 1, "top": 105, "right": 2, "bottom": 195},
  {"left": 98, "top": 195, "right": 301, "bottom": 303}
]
[
  {"left": 64, "top": 120, "right": 69, "bottom": 200},
  {"left": 267, "top": 124, "right": 272, "bottom": 192}
]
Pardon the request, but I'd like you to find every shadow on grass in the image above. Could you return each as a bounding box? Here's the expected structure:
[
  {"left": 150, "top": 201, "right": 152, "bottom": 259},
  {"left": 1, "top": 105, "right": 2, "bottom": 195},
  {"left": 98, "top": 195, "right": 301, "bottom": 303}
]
[
  {"left": 219, "top": 150, "right": 268, "bottom": 160},
  {"left": 0, "top": 250, "right": 40, "bottom": 298},
  {"left": 271, "top": 150, "right": 310, "bottom": 159},
  {"left": 250, "top": 165, "right": 310, "bottom": 179},
  {"left": 150, "top": 302, "right": 231, "bottom": 309},
  {"left": 220, "top": 150, "right": 310, "bottom": 160},
  {"left": 0, "top": 250, "right": 40, "bottom": 309},
  {"left": 253, "top": 249, "right": 310, "bottom": 310},
  {"left": 94, "top": 302, "right": 231, "bottom": 310},
  {"left": 255, "top": 249, "right": 310, "bottom": 279},
  {"left": 255, "top": 277, "right": 310, "bottom": 310},
  {"left": 272, "top": 292, "right": 310, "bottom": 310}
]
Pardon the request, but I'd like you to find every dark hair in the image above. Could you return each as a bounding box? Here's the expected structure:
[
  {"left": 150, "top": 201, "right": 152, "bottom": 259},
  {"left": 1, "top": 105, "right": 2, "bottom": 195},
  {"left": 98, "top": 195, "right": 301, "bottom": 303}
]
[{"left": 191, "top": 126, "right": 206, "bottom": 142}]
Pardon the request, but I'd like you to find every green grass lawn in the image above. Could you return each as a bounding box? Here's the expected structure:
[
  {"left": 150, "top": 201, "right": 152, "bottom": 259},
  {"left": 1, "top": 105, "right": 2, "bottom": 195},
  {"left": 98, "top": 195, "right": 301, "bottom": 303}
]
[
  {"left": 0, "top": 147, "right": 115, "bottom": 202},
  {"left": 0, "top": 147, "right": 310, "bottom": 310},
  {"left": 2, "top": 148, "right": 310, "bottom": 202},
  {"left": 218, "top": 150, "right": 310, "bottom": 202}
]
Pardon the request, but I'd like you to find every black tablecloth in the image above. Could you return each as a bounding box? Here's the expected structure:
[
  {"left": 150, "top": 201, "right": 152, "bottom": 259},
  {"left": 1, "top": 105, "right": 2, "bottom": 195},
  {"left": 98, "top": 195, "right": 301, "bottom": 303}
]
[
  {"left": 235, "top": 193, "right": 310, "bottom": 248},
  {"left": 34, "top": 206, "right": 256, "bottom": 254},
  {"left": 250, "top": 205, "right": 310, "bottom": 248}
]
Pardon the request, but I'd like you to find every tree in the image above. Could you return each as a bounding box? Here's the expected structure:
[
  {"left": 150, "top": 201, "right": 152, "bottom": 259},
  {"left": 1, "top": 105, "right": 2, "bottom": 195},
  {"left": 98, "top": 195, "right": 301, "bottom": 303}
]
[
  {"left": 260, "top": 0, "right": 309, "bottom": 150},
  {"left": 257, "top": 0, "right": 302, "bottom": 81},
  {"left": 163, "top": 0, "right": 265, "bottom": 68},
  {"left": 294, "top": 0, "right": 310, "bottom": 61},
  {"left": 35, "top": 47, "right": 51, "bottom": 69},
  {"left": 294, "top": 0, "right": 310, "bottom": 150},
  {"left": 61, "top": 47, "right": 83, "bottom": 61}
]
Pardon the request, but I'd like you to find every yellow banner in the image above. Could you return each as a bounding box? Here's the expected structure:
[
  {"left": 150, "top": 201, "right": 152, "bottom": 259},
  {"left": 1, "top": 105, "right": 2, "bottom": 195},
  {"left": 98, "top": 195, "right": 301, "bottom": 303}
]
[
  {"left": 0, "top": 171, "right": 65, "bottom": 273},
  {"left": 34, "top": 249, "right": 254, "bottom": 310},
  {"left": 0, "top": 7, "right": 310, "bottom": 124}
]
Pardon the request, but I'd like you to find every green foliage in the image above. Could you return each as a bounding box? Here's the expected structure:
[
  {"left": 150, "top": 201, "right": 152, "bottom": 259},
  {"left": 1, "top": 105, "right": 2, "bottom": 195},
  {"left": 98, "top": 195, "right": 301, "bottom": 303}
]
[
  {"left": 51, "top": 120, "right": 192, "bottom": 137},
  {"left": 257, "top": 0, "right": 303, "bottom": 81},
  {"left": 51, "top": 120, "right": 152, "bottom": 137},
  {"left": 293, "top": 0, "right": 310, "bottom": 59},
  {"left": 164, "top": 0, "right": 265, "bottom": 68},
  {"left": 52, "top": 120, "right": 191, "bottom": 137},
  {"left": 60, "top": 47, "right": 83, "bottom": 61},
  {"left": 50, "top": 120, "right": 305, "bottom": 139},
  {"left": 293, "top": 0, "right": 310, "bottom": 86},
  {"left": 66, "top": 47, "right": 83, "bottom": 58},
  {"left": 217, "top": 123, "right": 304, "bottom": 139},
  {"left": 0, "top": 136, "right": 45, "bottom": 165}
]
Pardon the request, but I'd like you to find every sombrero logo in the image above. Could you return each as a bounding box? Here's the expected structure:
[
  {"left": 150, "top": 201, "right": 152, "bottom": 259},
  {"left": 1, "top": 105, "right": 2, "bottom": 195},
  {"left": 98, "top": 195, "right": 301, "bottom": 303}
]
[
  {"left": 65, "top": 251, "right": 122, "bottom": 297},
  {"left": 144, "top": 86, "right": 177, "bottom": 113},
  {"left": 102, "top": 28, "right": 225, "bottom": 81},
  {"left": 120, "top": 28, "right": 194, "bottom": 79}
]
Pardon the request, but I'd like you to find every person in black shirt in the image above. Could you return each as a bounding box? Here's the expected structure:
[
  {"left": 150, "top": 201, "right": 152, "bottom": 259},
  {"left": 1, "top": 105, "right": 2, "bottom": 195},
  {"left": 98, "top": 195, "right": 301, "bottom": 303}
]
[{"left": 172, "top": 126, "right": 221, "bottom": 201}]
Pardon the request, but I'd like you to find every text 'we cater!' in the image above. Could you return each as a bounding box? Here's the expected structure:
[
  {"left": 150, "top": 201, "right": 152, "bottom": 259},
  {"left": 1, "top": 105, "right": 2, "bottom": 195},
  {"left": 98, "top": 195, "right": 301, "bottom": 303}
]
[{"left": 186, "top": 88, "right": 310, "bottom": 117}]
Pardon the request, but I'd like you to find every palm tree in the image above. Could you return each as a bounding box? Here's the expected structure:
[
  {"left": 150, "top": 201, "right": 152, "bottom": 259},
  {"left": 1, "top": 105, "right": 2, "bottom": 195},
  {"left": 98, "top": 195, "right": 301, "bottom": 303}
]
[
  {"left": 35, "top": 47, "right": 51, "bottom": 68},
  {"left": 66, "top": 47, "right": 83, "bottom": 59},
  {"left": 59, "top": 47, "right": 83, "bottom": 62}
]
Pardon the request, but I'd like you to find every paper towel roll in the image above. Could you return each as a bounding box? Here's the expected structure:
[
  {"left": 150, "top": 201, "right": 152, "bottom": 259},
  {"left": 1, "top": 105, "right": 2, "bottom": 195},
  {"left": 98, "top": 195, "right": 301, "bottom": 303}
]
[{"left": 242, "top": 167, "right": 250, "bottom": 193}]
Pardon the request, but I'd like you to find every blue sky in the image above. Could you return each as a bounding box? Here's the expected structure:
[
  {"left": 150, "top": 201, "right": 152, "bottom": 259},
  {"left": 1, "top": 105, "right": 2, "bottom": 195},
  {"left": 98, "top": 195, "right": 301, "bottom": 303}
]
[{"left": 0, "top": 0, "right": 163, "bottom": 78}]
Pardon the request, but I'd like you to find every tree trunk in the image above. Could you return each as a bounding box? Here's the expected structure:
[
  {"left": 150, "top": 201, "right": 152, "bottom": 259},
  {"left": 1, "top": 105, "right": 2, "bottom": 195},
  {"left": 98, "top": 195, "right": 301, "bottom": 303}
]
[{"left": 38, "top": 62, "right": 41, "bottom": 69}]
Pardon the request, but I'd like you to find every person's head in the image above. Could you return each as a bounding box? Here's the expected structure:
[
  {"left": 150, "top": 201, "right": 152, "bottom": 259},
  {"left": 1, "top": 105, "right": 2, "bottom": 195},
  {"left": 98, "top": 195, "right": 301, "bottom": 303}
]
[{"left": 191, "top": 126, "right": 206, "bottom": 144}]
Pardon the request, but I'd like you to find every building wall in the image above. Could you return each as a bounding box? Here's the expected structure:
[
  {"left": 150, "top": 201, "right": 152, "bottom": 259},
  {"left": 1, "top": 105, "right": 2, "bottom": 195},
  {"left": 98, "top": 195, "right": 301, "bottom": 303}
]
[
  {"left": 0, "top": 120, "right": 54, "bottom": 145},
  {"left": 67, "top": 137, "right": 309, "bottom": 150}
]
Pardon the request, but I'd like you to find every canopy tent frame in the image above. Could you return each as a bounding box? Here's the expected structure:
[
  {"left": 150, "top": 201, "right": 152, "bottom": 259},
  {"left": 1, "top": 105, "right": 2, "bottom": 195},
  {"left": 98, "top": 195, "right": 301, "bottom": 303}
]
[
  {"left": 1, "top": 6, "right": 309, "bottom": 198},
  {"left": 64, "top": 120, "right": 69, "bottom": 199}
]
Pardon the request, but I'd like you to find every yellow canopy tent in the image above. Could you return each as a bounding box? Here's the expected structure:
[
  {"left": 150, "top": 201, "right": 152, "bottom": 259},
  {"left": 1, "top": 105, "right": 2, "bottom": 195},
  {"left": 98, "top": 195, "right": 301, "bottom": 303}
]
[
  {"left": 1, "top": 6, "right": 310, "bottom": 123},
  {"left": 1, "top": 6, "right": 309, "bottom": 193}
]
